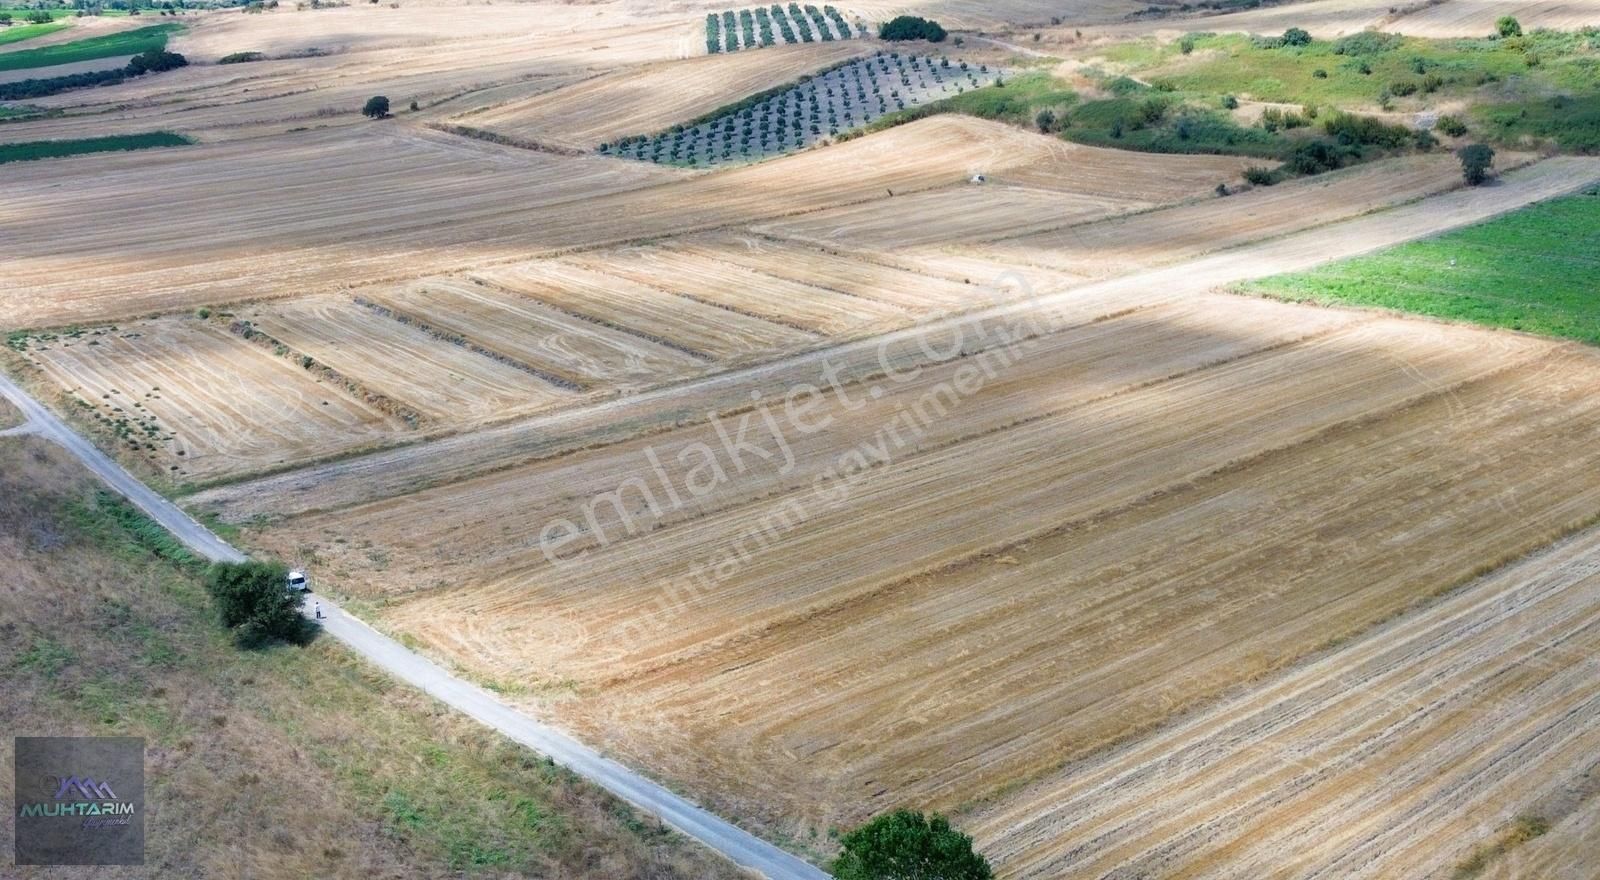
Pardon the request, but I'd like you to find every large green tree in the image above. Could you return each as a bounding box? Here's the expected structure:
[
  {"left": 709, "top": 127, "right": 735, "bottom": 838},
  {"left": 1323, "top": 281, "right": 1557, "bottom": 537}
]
[
  {"left": 203, "top": 560, "right": 314, "bottom": 649},
  {"left": 832, "top": 810, "right": 992, "bottom": 880}
]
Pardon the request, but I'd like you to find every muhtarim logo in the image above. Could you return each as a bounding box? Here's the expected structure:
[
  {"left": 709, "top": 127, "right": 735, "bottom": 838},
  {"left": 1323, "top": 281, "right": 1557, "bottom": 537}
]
[
  {"left": 14, "top": 736, "right": 145, "bottom": 865},
  {"left": 19, "top": 774, "right": 137, "bottom": 827}
]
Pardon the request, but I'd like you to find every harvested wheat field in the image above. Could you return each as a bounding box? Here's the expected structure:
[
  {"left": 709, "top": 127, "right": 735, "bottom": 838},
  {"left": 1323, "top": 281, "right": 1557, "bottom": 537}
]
[
  {"left": 975, "top": 153, "right": 1477, "bottom": 278},
  {"left": 968, "top": 502, "right": 1600, "bottom": 879},
  {"left": 757, "top": 143, "right": 1256, "bottom": 250},
  {"left": 459, "top": 41, "right": 868, "bottom": 150},
  {"left": 568, "top": 246, "right": 914, "bottom": 335},
  {"left": 1386, "top": 0, "right": 1600, "bottom": 36},
  {"left": 13, "top": 316, "right": 404, "bottom": 479},
  {"left": 471, "top": 260, "right": 821, "bottom": 363},
  {"left": 169, "top": 1, "right": 699, "bottom": 61},
  {"left": 1, "top": 116, "right": 1082, "bottom": 331},
  {"left": 13, "top": 1, "right": 1600, "bottom": 874},
  {"left": 662, "top": 232, "right": 1019, "bottom": 311},
  {"left": 0, "top": 126, "right": 675, "bottom": 329},
  {"left": 244, "top": 278, "right": 1600, "bottom": 864},
  {"left": 363, "top": 277, "right": 709, "bottom": 390},
  {"left": 761, "top": 184, "right": 1145, "bottom": 249},
  {"left": 237, "top": 293, "right": 573, "bottom": 427},
  {"left": 191, "top": 156, "right": 1600, "bottom": 516}
]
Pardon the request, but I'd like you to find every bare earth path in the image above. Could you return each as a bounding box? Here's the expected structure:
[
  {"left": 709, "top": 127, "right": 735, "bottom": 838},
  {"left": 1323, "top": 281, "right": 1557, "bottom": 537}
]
[{"left": 0, "top": 369, "right": 825, "bottom": 880}]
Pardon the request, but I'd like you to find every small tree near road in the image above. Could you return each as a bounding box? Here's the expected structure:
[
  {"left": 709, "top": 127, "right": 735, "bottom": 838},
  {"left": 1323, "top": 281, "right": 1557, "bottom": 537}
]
[
  {"left": 832, "top": 810, "right": 993, "bottom": 880},
  {"left": 1496, "top": 15, "right": 1522, "bottom": 37},
  {"left": 362, "top": 95, "right": 390, "bottom": 118},
  {"left": 204, "top": 561, "right": 316, "bottom": 649},
  {"left": 1457, "top": 143, "right": 1495, "bottom": 185}
]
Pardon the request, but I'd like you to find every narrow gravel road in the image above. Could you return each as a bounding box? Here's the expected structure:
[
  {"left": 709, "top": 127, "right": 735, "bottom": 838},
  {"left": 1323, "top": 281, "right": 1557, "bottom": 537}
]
[{"left": 0, "top": 370, "right": 826, "bottom": 880}]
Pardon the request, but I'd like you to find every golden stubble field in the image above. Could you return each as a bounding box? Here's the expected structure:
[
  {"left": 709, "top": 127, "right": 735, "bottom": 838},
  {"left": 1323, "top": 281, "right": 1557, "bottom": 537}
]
[{"left": 8, "top": 2, "right": 1600, "bottom": 876}]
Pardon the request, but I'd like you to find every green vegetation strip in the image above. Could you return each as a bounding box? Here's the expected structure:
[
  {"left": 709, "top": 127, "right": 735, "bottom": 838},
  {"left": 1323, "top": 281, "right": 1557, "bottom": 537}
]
[
  {"left": 0, "top": 22, "right": 179, "bottom": 72},
  {"left": 0, "top": 20, "right": 68, "bottom": 46},
  {"left": 0, "top": 131, "right": 192, "bottom": 163},
  {"left": 1242, "top": 191, "right": 1600, "bottom": 344}
]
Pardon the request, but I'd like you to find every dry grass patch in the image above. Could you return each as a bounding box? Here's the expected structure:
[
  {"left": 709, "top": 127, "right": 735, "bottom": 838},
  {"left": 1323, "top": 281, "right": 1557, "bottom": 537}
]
[{"left": 0, "top": 436, "right": 744, "bottom": 879}]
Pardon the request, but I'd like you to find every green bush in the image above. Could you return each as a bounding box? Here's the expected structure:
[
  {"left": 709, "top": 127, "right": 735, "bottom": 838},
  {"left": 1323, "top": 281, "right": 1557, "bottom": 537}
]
[
  {"left": 218, "top": 51, "right": 266, "bottom": 64},
  {"left": 1332, "top": 31, "right": 1401, "bottom": 55},
  {"left": 832, "top": 810, "right": 992, "bottom": 880},
  {"left": 363, "top": 95, "right": 390, "bottom": 118},
  {"left": 203, "top": 561, "right": 316, "bottom": 649},
  {"left": 1496, "top": 15, "right": 1522, "bottom": 37},
  {"left": 1436, "top": 114, "right": 1468, "bottom": 136},
  {"left": 1458, "top": 142, "right": 1495, "bottom": 184},
  {"left": 1243, "top": 165, "right": 1278, "bottom": 185},
  {"left": 1323, "top": 110, "right": 1414, "bottom": 148},
  {"left": 1281, "top": 27, "right": 1311, "bottom": 47},
  {"left": 878, "top": 14, "right": 945, "bottom": 42}
]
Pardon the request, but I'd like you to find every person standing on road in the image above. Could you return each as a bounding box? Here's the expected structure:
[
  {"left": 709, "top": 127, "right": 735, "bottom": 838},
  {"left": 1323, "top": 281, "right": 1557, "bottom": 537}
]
[{"left": 314, "top": 601, "right": 323, "bottom": 620}]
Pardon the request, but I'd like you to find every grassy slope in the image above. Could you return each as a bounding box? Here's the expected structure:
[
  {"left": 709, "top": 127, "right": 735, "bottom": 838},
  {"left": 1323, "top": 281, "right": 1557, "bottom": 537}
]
[
  {"left": 1100, "top": 30, "right": 1600, "bottom": 151},
  {"left": 0, "top": 21, "right": 68, "bottom": 46},
  {"left": 0, "top": 436, "right": 744, "bottom": 879},
  {"left": 869, "top": 69, "right": 1292, "bottom": 158},
  {"left": 0, "top": 131, "right": 192, "bottom": 164},
  {"left": 1242, "top": 191, "right": 1600, "bottom": 344},
  {"left": 0, "top": 22, "right": 178, "bottom": 72}
]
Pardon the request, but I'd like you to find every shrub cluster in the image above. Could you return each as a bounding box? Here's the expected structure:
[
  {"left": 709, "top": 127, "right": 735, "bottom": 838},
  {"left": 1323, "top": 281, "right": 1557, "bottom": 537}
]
[
  {"left": 218, "top": 50, "right": 266, "bottom": 64},
  {"left": 1322, "top": 109, "right": 1417, "bottom": 148},
  {"left": 879, "top": 14, "right": 945, "bottom": 42}
]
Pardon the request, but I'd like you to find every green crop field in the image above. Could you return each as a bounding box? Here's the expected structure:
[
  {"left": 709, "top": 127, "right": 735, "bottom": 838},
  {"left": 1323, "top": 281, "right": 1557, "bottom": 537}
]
[
  {"left": 0, "top": 131, "right": 192, "bottom": 164},
  {"left": 0, "top": 20, "right": 68, "bottom": 46},
  {"left": 1242, "top": 191, "right": 1600, "bottom": 344},
  {"left": 0, "top": 21, "right": 179, "bottom": 72}
]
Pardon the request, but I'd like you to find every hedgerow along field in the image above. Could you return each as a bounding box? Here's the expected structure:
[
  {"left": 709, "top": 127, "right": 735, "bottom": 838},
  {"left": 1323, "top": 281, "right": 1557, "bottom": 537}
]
[
  {"left": 705, "top": 3, "right": 861, "bottom": 53},
  {"left": 0, "top": 130, "right": 190, "bottom": 164},
  {"left": 1243, "top": 190, "right": 1600, "bottom": 344},
  {"left": 600, "top": 51, "right": 1005, "bottom": 166},
  {"left": 0, "top": 21, "right": 180, "bottom": 72}
]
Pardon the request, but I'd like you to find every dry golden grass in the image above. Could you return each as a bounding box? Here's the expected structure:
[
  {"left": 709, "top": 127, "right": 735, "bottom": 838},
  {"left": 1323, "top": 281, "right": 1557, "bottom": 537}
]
[{"left": 0, "top": 436, "right": 746, "bottom": 880}]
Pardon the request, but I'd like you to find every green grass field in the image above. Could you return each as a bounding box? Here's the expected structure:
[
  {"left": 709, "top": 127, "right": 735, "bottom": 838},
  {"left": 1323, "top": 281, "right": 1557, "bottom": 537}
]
[
  {"left": 1101, "top": 30, "right": 1600, "bottom": 109},
  {"left": 1242, "top": 191, "right": 1600, "bottom": 344},
  {"left": 0, "top": 131, "right": 192, "bottom": 163},
  {"left": 0, "top": 21, "right": 179, "bottom": 72},
  {"left": 0, "top": 20, "right": 68, "bottom": 46}
]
